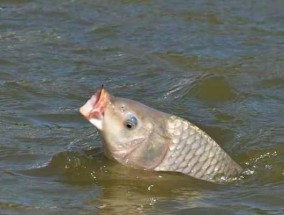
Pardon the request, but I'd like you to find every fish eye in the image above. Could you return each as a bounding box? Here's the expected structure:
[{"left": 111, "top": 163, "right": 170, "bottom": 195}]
[{"left": 124, "top": 115, "right": 138, "bottom": 130}]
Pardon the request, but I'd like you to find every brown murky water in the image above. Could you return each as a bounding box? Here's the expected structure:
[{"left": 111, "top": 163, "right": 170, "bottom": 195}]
[{"left": 0, "top": 0, "right": 283, "bottom": 214}]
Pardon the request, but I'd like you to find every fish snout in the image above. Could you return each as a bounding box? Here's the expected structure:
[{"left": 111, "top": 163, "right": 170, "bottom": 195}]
[{"left": 80, "top": 86, "right": 109, "bottom": 123}]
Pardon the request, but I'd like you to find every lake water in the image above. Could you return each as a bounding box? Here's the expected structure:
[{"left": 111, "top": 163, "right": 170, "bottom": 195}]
[{"left": 0, "top": 0, "right": 283, "bottom": 214}]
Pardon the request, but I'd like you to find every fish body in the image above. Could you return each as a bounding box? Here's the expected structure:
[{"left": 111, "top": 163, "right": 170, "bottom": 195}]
[{"left": 80, "top": 87, "right": 242, "bottom": 182}]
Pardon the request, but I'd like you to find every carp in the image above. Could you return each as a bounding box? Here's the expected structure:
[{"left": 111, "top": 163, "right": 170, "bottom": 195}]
[{"left": 80, "top": 86, "right": 242, "bottom": 182}]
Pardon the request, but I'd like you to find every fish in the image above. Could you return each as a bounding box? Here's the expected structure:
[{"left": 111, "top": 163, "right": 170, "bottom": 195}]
[{"left": 80, "top": 86, "right": 243, "bottom": 183}]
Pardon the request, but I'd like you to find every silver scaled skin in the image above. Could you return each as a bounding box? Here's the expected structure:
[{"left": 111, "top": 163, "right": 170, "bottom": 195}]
[
  {"left": 155, "top": 116, "right": 242, "bottom": 182},
  {"left": 80, "top": 87, "right": 243, "bottom": 183}
]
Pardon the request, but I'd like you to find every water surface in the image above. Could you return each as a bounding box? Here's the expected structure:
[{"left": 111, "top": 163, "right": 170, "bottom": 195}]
[{"left": 0, "top": 0, "right": 283, "bottom": 214}]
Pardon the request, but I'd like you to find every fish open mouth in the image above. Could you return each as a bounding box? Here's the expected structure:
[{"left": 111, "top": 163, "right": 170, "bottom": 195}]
[{"left": 80, "top": 86, "right": 108, "bottom": 121}]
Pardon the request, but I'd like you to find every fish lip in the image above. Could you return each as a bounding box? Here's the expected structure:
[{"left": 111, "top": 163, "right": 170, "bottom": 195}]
[{"left": 80, "top": 86, "right": 108, "bottom": 120}]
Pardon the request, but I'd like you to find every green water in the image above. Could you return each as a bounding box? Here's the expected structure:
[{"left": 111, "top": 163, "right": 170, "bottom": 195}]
[{"left": 0, "top": 0, "right": 283, "bottom": 214}]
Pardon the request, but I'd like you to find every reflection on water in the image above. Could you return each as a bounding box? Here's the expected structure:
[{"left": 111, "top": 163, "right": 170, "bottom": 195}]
[{"left": 0, "top": 0, "right": 283, "bottom": 214}]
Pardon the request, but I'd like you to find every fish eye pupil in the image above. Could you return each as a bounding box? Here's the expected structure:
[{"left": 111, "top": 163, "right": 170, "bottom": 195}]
[{"left": 125, "top": 115, "right": 138, "bottom": 130}]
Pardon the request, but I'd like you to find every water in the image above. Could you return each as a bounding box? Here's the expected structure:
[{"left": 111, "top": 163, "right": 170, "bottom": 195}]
[{"left": 0, "top": 0, "right": 283, "bottom": 214}]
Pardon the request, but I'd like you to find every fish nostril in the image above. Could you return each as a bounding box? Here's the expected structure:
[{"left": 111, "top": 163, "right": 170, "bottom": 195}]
[{"left": 120, "top": 105, "right": 126, "bottom": 112}]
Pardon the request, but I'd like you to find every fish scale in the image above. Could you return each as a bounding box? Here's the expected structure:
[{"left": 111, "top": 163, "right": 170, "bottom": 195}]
[{"left": 155, "top": 116, "right": 242, "bottom": 182}]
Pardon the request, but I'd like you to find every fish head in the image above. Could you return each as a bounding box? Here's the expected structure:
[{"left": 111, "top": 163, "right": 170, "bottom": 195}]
[{"left": 80, "top": 87, "right": 169, "bottom": 169}]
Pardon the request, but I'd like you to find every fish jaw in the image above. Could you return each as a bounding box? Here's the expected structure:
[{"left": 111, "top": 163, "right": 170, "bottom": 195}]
[{"left": 80, "top": 87, "right": 109, "bottom": 130}]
